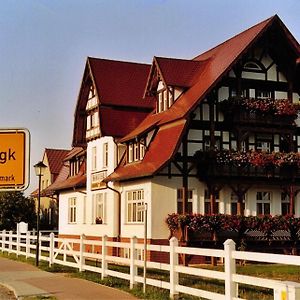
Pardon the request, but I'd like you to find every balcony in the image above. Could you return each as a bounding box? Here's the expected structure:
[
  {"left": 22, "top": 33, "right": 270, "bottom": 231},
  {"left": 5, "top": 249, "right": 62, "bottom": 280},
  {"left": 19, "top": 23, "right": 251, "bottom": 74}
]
[
  {"left": 220, "top": 98, "right": 298, "bottom": 127},
  {"left": 194, "top": 150, "right": 300, "bottom": 183},
  {"left": 91, "top": 170, "right": 107, "bottom": 190}
]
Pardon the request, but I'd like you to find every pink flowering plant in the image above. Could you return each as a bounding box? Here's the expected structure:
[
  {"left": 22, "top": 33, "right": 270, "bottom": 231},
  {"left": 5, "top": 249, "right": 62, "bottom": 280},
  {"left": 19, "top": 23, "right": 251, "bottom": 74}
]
[
  {"left": 221, "top": 98, "right": 298, "bottom": 117},
  {"left": 216, "top": 150, "right": 300, "bottom": 168}
]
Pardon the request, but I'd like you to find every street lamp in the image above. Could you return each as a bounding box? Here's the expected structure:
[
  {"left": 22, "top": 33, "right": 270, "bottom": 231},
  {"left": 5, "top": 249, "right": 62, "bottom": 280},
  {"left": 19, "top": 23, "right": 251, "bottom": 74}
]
[{"left": 34, "top": 161, "right": 47, "bottom": 266}]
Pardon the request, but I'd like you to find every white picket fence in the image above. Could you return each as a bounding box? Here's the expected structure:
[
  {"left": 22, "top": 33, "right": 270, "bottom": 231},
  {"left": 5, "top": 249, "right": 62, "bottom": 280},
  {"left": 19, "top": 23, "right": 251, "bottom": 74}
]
[{"left": 0, "top": 229, "right": 300, "bottom": 300}]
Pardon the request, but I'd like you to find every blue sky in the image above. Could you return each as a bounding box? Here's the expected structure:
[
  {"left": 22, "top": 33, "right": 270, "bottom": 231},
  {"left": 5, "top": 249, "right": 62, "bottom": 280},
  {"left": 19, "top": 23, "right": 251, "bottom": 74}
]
[{"left": 1, "top": 0, "right": 300, "bottom": 193}]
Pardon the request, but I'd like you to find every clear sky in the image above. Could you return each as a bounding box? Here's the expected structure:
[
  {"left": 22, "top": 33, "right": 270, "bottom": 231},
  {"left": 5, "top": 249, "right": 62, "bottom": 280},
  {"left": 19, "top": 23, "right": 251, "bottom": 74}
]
[{"left": 1, "top": 0, "right": 300, "bottom": 194}]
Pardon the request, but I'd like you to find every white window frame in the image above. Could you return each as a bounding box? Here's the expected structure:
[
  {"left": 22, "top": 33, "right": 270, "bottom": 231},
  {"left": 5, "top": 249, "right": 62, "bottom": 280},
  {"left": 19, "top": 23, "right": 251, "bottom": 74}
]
[
  {"left": 256, "top": 191, "right": 271, "bottom": 215},
  {"left": 139, "top": 138, "right": 145, "bottom": 160},
  {"left": 126, "top": 190, "right": 144, "bottom": 223},
  {"left": 103, "top": 142, "right": 108, "bottom": 168},
  {"left": 68, "top": 197, "right": 77, "bottom": 224},
  {"left": 281, "top": 193, "right": 290, "bottom": 216},
  {"left": 93, "top": 193, "right": 106, "bottom": 224},
  {"left": 128, "top": 143, "right": 133, "bottom": 163},
  {"left": 92, "top": 146, "right": 97, "bottom": 171}
]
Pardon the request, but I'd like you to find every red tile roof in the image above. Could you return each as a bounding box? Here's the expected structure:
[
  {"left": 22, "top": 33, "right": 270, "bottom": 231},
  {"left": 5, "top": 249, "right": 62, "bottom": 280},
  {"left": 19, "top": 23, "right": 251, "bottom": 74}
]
[
  {"left": 109, "top": 15, "right": 300, "bottom": 182},
  {"left": 88, "top": 57, "right": 155, "bottom": 109},
  {"left": 154, "top": 57, "right": 208, "bottom": 88},
  {"left": 72, "top": 58, "right": 155, "bottom": 147},
  {"left": 100, "top": 107, "right": 152, "bottom": 139},
  {"left": 105, "top": 119, "right": 186, "bottom": 181},
  {"left": 44, "top": 160, "right": 86, "bottom": 194},
  {"left": 63, "top": 147, "right": 85, "bottom": 161},
  {"left": 44, "top": 149, "right": 69, "bottom": 176},
  {"left": 121, "top": 16, "right": 276, "bottom": 143}
]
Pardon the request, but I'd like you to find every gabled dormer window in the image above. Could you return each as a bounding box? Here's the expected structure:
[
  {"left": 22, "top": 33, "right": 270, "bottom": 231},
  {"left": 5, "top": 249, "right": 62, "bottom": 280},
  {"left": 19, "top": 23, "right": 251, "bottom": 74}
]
[
  {"left": 127, "top": 138, "right": 146, "bottom": 163},
  {"left": 70, "top": 158, "right": 81, "bottom": 176},
  {"left": 156, "top": 81, "right": 174, "bottom": 113}
]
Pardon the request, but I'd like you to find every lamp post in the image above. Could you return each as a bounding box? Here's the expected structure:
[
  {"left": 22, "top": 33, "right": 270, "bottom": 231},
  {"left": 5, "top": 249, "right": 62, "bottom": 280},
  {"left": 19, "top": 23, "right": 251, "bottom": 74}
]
[{"left": 34, "top": 161, "right": 47, "bottom": 266}]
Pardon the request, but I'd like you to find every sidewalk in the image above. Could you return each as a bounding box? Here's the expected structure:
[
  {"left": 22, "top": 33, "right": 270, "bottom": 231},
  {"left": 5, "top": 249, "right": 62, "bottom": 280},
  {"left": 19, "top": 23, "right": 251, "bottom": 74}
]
[{"left": 0, "top": 257, "right": 138, "bottom": 299}]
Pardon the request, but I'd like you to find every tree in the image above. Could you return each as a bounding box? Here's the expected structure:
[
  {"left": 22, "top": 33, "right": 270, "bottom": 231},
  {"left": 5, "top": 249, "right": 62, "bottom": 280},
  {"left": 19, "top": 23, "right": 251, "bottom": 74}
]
[{"left": 0, "top": 191, "right": 36, "bottom": 230}]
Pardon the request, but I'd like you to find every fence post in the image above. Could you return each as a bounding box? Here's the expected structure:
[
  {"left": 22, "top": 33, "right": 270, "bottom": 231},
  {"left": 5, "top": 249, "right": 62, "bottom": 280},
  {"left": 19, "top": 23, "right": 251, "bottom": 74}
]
[
  {"left": 2, "top": 230, "right": 6, "bottom": 251},
  {"left": 25, "top": 231, "right": 30, "bottom": 259},
  {"left": 8, "top": 231, "right": 13, "bottom": 254},
  {"left": 49, "top": 232, "right": 55, "bottom": 267},
  {"left": 130, "top": 236, "right": 137, "bottom": 289},
  {"left": 16, "top": 231, "right": 20, "bottom": 257},
  {"left": 79, "top": 234, "right": 86, "bottom": 272},
  {"left": 101, "top": 235, "right": 108, "bottom": 280},
  {"left": 169, "top": 237, "right": 179, "bottom": 299},
  {"left": 224, "top": 239, "right": 237, "bottom": 300},
  {"left": 38, "top": 231, "right": 42, "bottom": 262}
]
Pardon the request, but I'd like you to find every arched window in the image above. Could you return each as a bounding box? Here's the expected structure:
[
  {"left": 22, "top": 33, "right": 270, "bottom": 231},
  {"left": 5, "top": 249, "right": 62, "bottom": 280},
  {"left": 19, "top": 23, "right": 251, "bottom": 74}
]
[
  {"left": 243, "top": 59, "right": 265, "bottom": 72},
  {"left": 244, "top": 61, "right": 261, "bottom": 71}
]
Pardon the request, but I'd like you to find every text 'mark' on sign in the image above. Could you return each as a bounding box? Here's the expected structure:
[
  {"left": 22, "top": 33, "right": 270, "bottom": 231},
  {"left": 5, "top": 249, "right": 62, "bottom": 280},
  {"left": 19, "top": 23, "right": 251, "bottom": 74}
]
[{"left": 0, "top": 128, "right": 30, "bottom": 191}]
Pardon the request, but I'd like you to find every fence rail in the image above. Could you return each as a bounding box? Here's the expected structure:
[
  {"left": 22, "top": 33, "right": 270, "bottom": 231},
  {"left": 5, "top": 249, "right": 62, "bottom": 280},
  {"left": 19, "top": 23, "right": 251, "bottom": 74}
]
[{"left": 0, "top": 230, "right": 300, "bottom": 300}]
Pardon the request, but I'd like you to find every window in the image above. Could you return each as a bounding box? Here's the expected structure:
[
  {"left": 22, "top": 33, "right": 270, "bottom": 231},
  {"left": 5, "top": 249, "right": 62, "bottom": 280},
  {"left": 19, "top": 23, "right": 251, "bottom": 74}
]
[
  {"left": 281, "top": 193, "right": 290, "bottom": 216},
  {"left": 177, "top": 189, "right": 193, "bottom": 214},
  {"left": 87, "top": 111, "right": 99, "bottom": 130},
  {"left": 230, "top": 192, "right": 245, "bottom": 215},
  {"left": 103, "top": 143, "right": 108, "bottom": 168},
  {"left": 68, "top": 197, "right": 77, "bottom": 223},
  {"left": 92, "top": 146, "right": 97, "bottom": 171},
  {"left": 257, "top": 90, "right": 272, "bottom": 99},
  {"left": 244, "top": 62, "right": 261, "bottom": 71},
  {"left": 156, "top": 86, "right": 174, "bottom": 113},
  {"left": 256, "top": 134, "right": 272, "bottom": 152},
  {"left": 127, "top": 139, "right": 146, "bottom": 163},
  {"left": 256, "top": 192, "right": 271, "bottom": 215},
  {"left": 203, "top": 136, "right": 221, "bottom": 151},
  {"left": 134, "top": 143, "right": 139, "bottom": 162},
  {"left": 128, "top": 143, "right": 133, "bottom": 163},
  {"left": 126, "top": 190, "right": 144, "bottom": 223},
  {"left": 139, "top": 138, "right": 145, "bottom": 160},
  {"left": 93, "top": 193, "right": 106, "bottom": 224},
  {"left": 70, "top": 159, "right": 80, "bottom": 176},
  {"left": 204, "top": 190, "right": 220, "bottom": 214}
]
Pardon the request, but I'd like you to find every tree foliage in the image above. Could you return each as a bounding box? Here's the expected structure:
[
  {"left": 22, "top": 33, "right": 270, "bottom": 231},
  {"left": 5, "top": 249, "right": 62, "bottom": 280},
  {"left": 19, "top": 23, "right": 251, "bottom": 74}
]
[{"left": 0, "top": 191, "right": 36, "bottom": 230}]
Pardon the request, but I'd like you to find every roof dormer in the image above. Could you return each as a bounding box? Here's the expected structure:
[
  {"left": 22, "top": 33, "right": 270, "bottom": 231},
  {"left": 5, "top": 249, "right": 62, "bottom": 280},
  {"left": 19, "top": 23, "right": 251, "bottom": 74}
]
[{"left": 144, "top": 56, "right": 205, "bottom": 114}]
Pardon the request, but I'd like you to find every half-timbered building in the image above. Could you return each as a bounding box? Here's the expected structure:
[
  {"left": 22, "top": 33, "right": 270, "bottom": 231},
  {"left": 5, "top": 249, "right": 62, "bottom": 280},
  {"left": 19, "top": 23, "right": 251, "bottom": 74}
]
[
  {"left": 105, "top": 15, "right": 300, "bottom": 247},
  {"left": 39, "top": 15, "right": 300, "bottom": 258}
]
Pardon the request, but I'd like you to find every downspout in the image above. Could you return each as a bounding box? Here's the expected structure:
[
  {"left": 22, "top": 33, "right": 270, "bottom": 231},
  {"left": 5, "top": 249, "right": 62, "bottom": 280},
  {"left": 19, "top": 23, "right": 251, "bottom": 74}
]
[
  {"left": 106, "top": 182, "right": 121, "bottom": 259},
  {"left": 109, "top": 138, "right": 122, "bottom": 241}
]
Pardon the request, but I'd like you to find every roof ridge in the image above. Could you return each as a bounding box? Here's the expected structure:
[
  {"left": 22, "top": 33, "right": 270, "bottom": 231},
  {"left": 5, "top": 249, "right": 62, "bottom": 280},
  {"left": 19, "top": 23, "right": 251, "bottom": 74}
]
[
  {"left": 87, "top": 56, "right": 150, "bottom": 67},
  {"left": 193, "top": 15, "right": 276, "bottom": 61}
]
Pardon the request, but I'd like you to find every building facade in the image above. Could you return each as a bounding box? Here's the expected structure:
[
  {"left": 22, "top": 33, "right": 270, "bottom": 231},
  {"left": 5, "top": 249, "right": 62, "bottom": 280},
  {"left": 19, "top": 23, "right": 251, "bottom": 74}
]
[{"left": 41, "top": 15, "right": 300, "bottom": 254}]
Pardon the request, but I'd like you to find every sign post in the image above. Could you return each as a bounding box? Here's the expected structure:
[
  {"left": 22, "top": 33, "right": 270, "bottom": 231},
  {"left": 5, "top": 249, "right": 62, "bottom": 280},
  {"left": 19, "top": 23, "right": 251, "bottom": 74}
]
[{"left": 0, "top": 128, "right": 30, "bottom": 191}]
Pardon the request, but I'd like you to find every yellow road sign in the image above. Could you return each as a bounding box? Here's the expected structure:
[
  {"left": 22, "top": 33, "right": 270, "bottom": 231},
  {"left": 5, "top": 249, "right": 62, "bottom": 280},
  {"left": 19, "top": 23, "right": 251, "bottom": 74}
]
[{"left": 0, "top": 128, "right": 30, "bottom": 191}]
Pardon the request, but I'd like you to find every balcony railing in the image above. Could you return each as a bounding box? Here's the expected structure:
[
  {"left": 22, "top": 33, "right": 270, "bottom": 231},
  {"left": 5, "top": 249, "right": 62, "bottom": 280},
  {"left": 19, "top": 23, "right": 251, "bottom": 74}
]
[
  {"left": 194, "top": 150, "right": 300, "bottom": 181},
  {"left": 91, "top": 170, "right": 107, "bottom": 190},
  {"left": 220, "top": 98, "right": 299, "bottom": 126}
]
